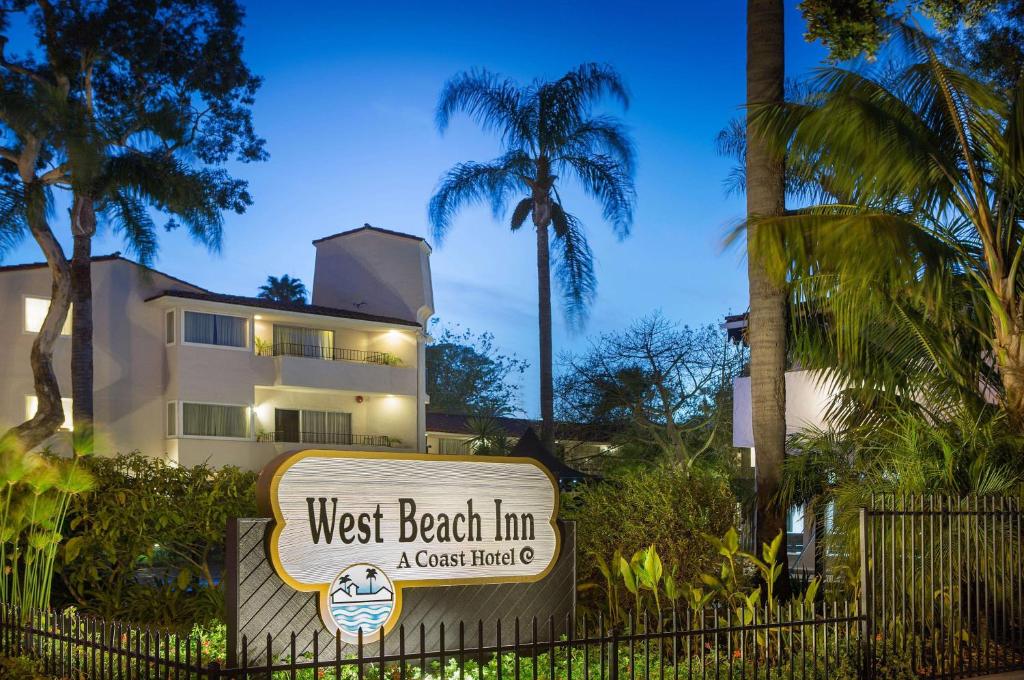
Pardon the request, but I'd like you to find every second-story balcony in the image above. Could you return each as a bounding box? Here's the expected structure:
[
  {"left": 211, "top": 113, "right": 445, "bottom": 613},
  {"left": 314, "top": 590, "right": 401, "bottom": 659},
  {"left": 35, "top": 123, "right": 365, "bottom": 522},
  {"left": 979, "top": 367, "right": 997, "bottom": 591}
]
[
  {"left": 256, "top": 342, "right": 397, "bottom": 365},
  {"left": 257, "top": 341, "right": 417, "bottom": 395}
]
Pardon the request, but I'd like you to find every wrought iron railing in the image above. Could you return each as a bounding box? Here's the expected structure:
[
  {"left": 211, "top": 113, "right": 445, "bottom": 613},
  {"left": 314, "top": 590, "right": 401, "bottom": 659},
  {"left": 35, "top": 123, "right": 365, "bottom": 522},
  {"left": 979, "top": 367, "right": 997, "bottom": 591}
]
[
  {"left": 256, "top": 431, "right": 393, "bottom": 447},
  {"left": 256, "top": 342, "right": 395, "bottom": 365},
  {"left": 0, "top": 601, "right": 863, "bottom": 679}
]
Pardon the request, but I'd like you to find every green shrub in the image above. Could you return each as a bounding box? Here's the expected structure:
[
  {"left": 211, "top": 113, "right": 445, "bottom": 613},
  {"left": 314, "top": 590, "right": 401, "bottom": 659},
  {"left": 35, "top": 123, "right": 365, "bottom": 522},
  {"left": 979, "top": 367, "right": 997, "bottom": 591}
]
[
  {"left": 58, "top": 453, "right": 257, "bottom": 628},
  {"left": 565, "top": 465, "right": 736, "bottom": 616}
]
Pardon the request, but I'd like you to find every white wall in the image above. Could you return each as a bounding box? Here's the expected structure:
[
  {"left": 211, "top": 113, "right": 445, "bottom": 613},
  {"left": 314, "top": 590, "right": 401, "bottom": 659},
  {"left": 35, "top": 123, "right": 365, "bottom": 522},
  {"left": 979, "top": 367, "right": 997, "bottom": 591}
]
[{"left": 732, "top": 370, "right": 837, "bottom": 448}]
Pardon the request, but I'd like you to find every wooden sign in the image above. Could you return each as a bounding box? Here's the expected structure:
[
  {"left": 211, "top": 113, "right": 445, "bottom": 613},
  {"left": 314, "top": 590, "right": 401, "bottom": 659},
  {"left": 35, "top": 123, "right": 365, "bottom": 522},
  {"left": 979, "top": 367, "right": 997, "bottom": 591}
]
[{"left": 257, "top": 450, "right": 561, "bottom": 643}]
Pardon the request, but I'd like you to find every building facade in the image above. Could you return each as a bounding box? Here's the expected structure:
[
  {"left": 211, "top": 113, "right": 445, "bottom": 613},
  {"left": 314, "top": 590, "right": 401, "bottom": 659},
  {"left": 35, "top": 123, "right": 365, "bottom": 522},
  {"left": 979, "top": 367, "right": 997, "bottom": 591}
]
[{"left": 0, "top": 225, "right": 434, "bottom": 470}]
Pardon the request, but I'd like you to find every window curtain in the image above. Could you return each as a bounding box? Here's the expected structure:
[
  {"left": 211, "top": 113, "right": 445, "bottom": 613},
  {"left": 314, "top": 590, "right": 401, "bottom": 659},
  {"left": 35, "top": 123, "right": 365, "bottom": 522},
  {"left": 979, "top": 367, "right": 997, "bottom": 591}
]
[
  {"left": 184, "top": 311, "right": 246, "bottom": 347},
  {"left": 300, "top": 409, "right": 352, "bottom": 444},
  {"left": 183, "top": 403, "right": 248, "bottom": 438},
  {"left": 273, "top": 325, "right": 335, "bottom": 359},
  {"left": 437, "top": 438, "right": 471, "bottom": 455}
]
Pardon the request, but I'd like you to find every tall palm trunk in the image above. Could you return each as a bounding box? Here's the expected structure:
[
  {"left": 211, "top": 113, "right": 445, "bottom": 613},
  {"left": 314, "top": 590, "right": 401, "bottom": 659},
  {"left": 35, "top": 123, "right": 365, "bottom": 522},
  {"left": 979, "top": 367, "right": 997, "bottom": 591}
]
[
  {"left": 70, "top": 193, "right": 96, "bottom": 454},
  {"left": 4, "top": 183, "right": 71, "bottom": 451},
  {"left": 747, "top": 0, "right": 791, "bottom": 598},
  {"left": 535, "top": 207, "right": 556, "bottom": 454}
]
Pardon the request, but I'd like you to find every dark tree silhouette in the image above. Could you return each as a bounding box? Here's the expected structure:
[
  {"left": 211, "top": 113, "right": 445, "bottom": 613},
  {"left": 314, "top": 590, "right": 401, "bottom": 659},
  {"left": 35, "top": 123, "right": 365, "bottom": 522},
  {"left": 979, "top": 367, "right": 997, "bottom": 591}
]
[{"left": 259, "top": 275, "right": 308, "bottom": 304}]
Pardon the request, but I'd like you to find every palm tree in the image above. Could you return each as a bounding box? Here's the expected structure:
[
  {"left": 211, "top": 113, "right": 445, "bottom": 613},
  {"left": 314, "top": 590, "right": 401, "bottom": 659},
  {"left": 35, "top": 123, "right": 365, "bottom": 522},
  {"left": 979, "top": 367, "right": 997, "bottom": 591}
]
[
  {"left": 429, "top": 64, "right": 637, "bottom": 452},
  {"left": 365, "top": 567, "right": 378, "bottom": 593},
  {"left": 745, "top": 0, "right": 791, "bottom": 598},
  {"left": 748, "top": 25, "right": 1024, "bottom": 428},
  {"left": 258, "top": 275, "right": 308, "bottom": 304}
]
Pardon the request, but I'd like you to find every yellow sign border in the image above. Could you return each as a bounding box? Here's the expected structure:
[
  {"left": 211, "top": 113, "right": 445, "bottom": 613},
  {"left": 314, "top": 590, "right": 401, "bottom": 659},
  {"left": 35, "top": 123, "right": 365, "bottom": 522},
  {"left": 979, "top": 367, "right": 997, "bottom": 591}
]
[{"left": 257, "top": 449, "right": 562, "bottom": 641}]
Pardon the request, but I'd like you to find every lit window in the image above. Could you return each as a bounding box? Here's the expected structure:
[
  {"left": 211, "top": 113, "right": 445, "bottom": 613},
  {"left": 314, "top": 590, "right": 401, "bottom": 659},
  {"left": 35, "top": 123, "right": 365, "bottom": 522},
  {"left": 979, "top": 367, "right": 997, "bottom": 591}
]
[
  {"left": 182, "top": 402, "right": 249, "bottom": 438},
  {"left": 25, "top": 395, "right": 73, "bottom": 431},
  {"left": 24, "top": 298, "right": 71, "bottom": 335},
  {"left": 436, "top": 437, "right": 471, "bottom": 455},
  {"left": 183, "top": 311, "right": 247, "bottom": 347}
]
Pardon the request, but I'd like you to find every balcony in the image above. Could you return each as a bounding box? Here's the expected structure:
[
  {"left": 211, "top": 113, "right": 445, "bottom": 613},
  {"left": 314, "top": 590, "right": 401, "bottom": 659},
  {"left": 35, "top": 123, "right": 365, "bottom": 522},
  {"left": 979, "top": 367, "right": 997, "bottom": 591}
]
[
  {"left": 256, "top": 431, "right": 394, "bottom": 447},
  {"left": 257, "top": 342, "right": 416, "bottom": 394},
  {"left": 256, "top": 342, "right": 397, "bottom": 365}
]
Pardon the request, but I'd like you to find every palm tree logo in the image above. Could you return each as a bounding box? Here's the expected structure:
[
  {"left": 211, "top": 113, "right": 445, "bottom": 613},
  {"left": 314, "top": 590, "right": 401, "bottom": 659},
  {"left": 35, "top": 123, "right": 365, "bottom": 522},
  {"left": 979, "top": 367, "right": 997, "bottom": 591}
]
[{"left": 365, "top": 567, "right": 378, "bottom": 594}]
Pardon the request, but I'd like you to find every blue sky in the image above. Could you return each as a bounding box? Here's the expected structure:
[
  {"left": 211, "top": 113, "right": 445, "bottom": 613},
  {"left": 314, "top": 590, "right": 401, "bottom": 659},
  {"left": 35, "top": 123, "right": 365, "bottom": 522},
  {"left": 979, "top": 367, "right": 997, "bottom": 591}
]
[{"left": 5, "top": 0, "right": 830, "bottom": 417}]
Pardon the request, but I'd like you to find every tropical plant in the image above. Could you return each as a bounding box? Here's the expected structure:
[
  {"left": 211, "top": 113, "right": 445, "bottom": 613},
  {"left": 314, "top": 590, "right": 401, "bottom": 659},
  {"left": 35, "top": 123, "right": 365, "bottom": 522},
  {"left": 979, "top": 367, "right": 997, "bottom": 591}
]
[
  {"left": 744, "top": 0, "right": 791, "bottom": 599},
  {"left": 465, "top": 414, "right": 514, "bottom": 455},
  {"left": 568, "top": 464, "right": 735, "bottom": 618},
  {"left": 0, "top": 1, "right": 265, "bottom": 453},
  {"left": 776, "top": 404, "right": 1024, "bottom": 579},
  {"left": 747, "top": 24, "right": 1024, "bottom": 431},
  {"left": 0, "top": 440, "right": 94, "bottom": 614},
  {"left": 428, "top": 63, "right": 637, "bottom": 451},
  {"left": 259, "top": 274, "right": 308, "bottom": 304}
]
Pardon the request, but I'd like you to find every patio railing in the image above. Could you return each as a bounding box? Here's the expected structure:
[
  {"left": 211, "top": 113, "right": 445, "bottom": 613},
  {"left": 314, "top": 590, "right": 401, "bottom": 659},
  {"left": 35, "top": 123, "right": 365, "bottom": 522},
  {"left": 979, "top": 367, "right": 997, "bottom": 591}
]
[{"left": 256, "top": 342, "right": 395, "bottom": 365}]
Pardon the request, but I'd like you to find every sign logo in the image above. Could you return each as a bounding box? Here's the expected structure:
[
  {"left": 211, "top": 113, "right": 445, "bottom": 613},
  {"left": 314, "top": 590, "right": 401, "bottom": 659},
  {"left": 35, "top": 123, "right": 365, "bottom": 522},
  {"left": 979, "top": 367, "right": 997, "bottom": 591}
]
[{"left": 258, "top": 450, "right": 561, "bottom": 643}]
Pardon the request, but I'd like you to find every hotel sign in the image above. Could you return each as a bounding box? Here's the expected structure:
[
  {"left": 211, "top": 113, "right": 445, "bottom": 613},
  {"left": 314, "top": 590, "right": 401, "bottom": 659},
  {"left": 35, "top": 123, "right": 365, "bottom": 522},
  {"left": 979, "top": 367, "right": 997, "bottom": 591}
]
[{"left": 258, "top": 451, "right": 561, "bottom": 643}]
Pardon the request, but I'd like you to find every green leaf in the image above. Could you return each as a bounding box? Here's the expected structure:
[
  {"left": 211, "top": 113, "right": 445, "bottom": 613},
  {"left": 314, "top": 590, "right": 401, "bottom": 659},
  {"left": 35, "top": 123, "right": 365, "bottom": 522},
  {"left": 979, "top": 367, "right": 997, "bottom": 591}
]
[
  {"left": 176, "top": 568, "right": 191, "bottom": 591},
  {"left": 64, "top": 536, "right": 82, "bottom": 561},
  {"left": 618, "top": 556, "right": 638, "bottom": 594}
]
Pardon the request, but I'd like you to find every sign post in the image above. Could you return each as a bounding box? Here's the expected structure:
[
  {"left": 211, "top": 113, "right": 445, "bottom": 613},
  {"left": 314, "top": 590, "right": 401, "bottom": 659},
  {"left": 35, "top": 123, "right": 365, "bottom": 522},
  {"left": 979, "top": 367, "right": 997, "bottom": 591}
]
[{"left": 257, "top": 450, "right": 562, "bottom": 644}]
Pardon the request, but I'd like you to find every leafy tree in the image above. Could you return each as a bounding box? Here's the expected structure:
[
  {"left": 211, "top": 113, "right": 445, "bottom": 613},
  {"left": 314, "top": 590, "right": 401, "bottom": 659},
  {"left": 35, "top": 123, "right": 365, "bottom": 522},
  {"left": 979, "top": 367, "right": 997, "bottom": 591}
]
[
  {"left": 60, "top": 453, "right": 257, "bottom": 627},
  {"left": 425, "top": 321, "right": 528, "bottom": 416},
  {"left": 258, "top": 274, "right": 308, "bottom": 304},
  {"left": 557, "top": 315, "right": 745, "bottom": 470},
  {"left": 428, "top": 63, "right": 637, "bottom": 451},
  {"left": 745, "top": 0, "right": 791, "bottom": 597},
  {"left": 749, "top": 26, "right": 1024, "bottom": 427},
  {"left": 0, "top": 0, "right": 265, "bottom": 452}
]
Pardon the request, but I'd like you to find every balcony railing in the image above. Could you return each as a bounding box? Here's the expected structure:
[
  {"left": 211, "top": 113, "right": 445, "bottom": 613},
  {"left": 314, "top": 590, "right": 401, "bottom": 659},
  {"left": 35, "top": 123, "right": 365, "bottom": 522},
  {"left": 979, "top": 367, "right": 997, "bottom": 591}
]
[
  {"left": 256, "top": 431, "right": 394, "bottom": 447},
  {"left": 256, "top": 342, "right": 396, "bottom": 365}
]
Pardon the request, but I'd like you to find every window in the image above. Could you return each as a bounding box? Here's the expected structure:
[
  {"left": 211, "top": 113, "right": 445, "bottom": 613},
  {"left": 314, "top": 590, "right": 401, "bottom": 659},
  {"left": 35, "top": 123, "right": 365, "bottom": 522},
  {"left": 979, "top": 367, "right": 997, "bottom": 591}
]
[
  {"left": 299, "top": 409, "right": 352, "bottom": 444},
  {"left": 436, "top": 437, "right": 471, "bottom": 455},
  {"left": 25, "top": 395, "right": 73, "bottom": 431},
  {"left": 165, "top": 311, "right": 175, "bottom": 344},
  {"left": 167, "top": 402, "right": 177, "bottom": 436},
  {"left": 273, "top": 325, "right": 335, "bottom": 359},
  {"left": 182, "top": 402, "right": 249, "bottom": 438},
  {"left": 183, "top": 311, "right": 247, "bottom": 348},
  {"left": 24, "top": 297, "right": 71, "bottom": 335}
]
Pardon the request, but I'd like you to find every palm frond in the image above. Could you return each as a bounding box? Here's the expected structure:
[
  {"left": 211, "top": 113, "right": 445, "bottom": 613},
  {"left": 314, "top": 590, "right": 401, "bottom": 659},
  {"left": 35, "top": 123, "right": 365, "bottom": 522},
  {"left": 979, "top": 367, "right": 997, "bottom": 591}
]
[
  {"left": 427, "top": 152, "right": 530, "bottom": 242},
  {"left": 550, "top": 202, "right": 596, "bottom": 329},
  {"left": 510, "top": 197, "right": 532, "bottom": 231},
  {"left": 435, "top": 69, "right": 532, "bottom": 150},
  {"left": 557, "top": 154, "right": 635, "bottom": 238}
]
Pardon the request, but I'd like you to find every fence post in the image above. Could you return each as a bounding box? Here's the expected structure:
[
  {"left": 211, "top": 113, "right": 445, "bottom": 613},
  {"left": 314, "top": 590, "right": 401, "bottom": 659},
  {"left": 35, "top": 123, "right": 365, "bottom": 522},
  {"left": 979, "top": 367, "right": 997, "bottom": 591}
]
[
  {"left": 859, "top": 507, "right": 872, "bottom": 680},
  {"left": 207, "top": 660, "right": 221, "bottom": 679},
  {"left": 610, "top": 620, "right": 619, "bottom": 680}
]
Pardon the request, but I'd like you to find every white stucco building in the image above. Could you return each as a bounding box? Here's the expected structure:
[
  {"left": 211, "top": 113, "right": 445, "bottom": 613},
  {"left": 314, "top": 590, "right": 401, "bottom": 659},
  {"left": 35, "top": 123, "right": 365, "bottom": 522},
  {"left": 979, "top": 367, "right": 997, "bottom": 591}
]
[{"left": 0, "top": 225, "right": 434, "bottom": 470}]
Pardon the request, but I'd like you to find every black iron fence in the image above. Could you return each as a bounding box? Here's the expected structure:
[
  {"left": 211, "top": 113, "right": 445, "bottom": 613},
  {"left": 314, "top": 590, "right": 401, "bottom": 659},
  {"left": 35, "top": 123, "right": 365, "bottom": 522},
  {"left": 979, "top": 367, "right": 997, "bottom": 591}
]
[
  {"left": 256, "top": 342, "right": 395, "bottom": 365},
  {"left": 255, "top": 431, "right": 393, "bottom": 447},
  {"left": 9, "top": 494, "right": 1024, "bottom": 678},
  {"left": 861, "top": 494, "right": 1024, "bottom": 678},
  {"left": 0, "top": 602, "right": 861, "bottom": 679}
]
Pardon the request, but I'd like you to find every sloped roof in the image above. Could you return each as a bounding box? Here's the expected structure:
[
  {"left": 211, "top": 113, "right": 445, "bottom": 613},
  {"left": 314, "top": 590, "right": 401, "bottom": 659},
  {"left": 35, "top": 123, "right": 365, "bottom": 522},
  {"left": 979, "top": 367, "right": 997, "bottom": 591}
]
[
  {"left": 144, "top": 289, "right": 421, "bottom": 327},
  {"left": 425, "top": 412, "right": 612, "bottom": 443},
  {"left": 312, "top": 223, "right": 428, "bottom": 246}
]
